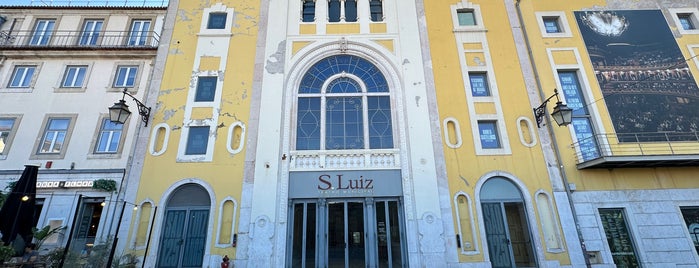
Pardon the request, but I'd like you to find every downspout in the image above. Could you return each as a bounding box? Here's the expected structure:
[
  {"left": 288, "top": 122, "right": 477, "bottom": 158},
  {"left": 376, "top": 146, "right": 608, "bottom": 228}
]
[{"left": 514, "top": 1, "right": 591, "bottom": 267}]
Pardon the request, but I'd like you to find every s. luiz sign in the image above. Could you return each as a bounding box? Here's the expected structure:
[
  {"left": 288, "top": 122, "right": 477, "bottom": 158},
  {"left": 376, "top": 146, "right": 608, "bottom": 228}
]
[{"left": 289, "top": 170, "right": 402, "bottom": 198}]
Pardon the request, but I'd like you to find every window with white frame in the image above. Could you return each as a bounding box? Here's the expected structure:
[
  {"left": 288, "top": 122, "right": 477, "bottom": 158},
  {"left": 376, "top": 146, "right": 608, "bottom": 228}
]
[
  {"left": 468, "top": 72, "right": 490, "bottom": 97},
  {"left": 296, "top": 55, "right": 394, "bottom": 150},
  {"left": 678, "top": 13, "right": 696, "bottom": 30},
  {"left": 128, "top": 20, "right": 151, "bottom": 46},
  {"left": 369, "top": 0, "right": 383, "bottom": 22},
  {"left": 113, "top": 65, "right": 138, "bottom": 88},
  {"left": 39, "top": 118, "right": 71, "bottom": 154},
  {"left": 95, "top": 118, "right": 123, "bottom": 153},
  {"left": 207, "top": 13, "right": 227, "bottom": 29},
  {"left": 29, "top": 19, "right": 55, "bottom": 45},
  {"left": 451, "top": 3, "right": 484, "bottom": 31},
  {"left": 195, "top": 77, "right": 217, "bottom": 102},
  {"left": 536, "top": 12, "right": 572, "bottom": 37},
  {"left": 457, "top": 9, "right": 476, "bottom": 26},
  {"left": 186, "top": 126, "right": 210, "bottom": 155},
  {"left": 0, "top": 117, "right": 19, "bottom": 155},
  {"left": 61, "top": 65, "right": 87, "bottom": 88},
  {"left": 477, "top": 121, "right": 500, "bottom": 149},
  {"left": 670, "top": 9, "right": 699, "bottom": 34},
  {"left": 301, "top": 0, "right": 315, "bottom": 22},
  {"left": 79, "top": 19, "right": 103, "bottom": 46},
  {"left": 8, "top": 66, "right": 36, "bottom": 88},
  {"left": 543, "top": 17, "right": 561, "bottom": 33},
  {"left": 328, "top": 0, "right": 357, "bottom": 22}
]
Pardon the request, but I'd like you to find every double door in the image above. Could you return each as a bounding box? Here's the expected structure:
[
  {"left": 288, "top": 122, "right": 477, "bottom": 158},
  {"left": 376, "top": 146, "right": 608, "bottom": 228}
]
[{"left": 288, "top": 198, "right": 406, "bottom": 268}]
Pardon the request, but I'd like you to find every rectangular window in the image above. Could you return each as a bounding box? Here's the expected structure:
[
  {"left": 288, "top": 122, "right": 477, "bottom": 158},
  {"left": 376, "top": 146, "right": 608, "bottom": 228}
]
[
  {"left": 558, "top": 71, "right": 600, "bottom": 160},
  {"left": 0, "top": 118, "right": 17, "bottom": 155},
  {"left": 469, "top": 73, "right": 490, "bottom": 97},
  {"left": 185, "top": 126, "right": 210, "bottom": 155},
  {"left": 207, "top": 13, "right": 227, "bottom": 29},
  {"left": 328, "top": 0, "right": 341, "bottom": 22},
  {"left": 344, "top": 0, "right": 357, "bottom": 22},
  {"left": 478, "top": 121, "right": 500, "bottom": 149},
  {"left": 195, "top": 77, "right": 217, "bottom": 102},
  {"left": 114, "top": 66, "right": 138, "bottom": 87},
  {"left": 302, "top": 0, "right": 316, "bottom": 22},
  {"left": 457, "top": 9, "right": 476, "bottom": 26},
  {"left": 79, "top": 19, "right": 103, "bottom": 45},
  {"left": 128, "top": 20, "right": 151, "bottom": 46},
  {"left": 598, "top": 208, "right": 640, "bottom": 267},
  {"left": 61, "top": 66, "right": 87, "bottom": 88},
  {"left": 95, "top": 119, "right": 123, "bottom": 153},
  {"left": 8, "top": 66, "right": 36, "bottom": 88},
  {"left": 369, "top": 0, "right": 383, "bottom": 22},
  {"left": 543, "top": 17, "right": 561, "bottom": 33},
  {"left": 681, "top": 207, "right": 699, "bottom": 255},
  {"left": 29, "top": 19, "right": 55, "bottom": 45},
  {"left": 678, "top": 14, "right": 696, "bottom": 30},
  {"left": 39, "top": 118, "right": 70, "bottom": 154}
]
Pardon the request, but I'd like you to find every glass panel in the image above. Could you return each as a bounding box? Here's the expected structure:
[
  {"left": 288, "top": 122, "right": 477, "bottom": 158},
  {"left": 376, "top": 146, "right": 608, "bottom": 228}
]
[
  {"left": 345, "top": 0, "right": 357, "bottom": 22},
  {"left": 208, "top": 13, "right": 227, "bottom": 29},
  {"left": 370, "top": 0, "right": 383, "bottom": 21},
  {"left": 80, "top": 20, "right": 103, "bottom": 45},
  {"left": 469, "top": 73, "right": 490, "bottom": 97},
  {"left": 679, "top": 15, "right": 695, "bottom": 30},
  {"left": 62, "top": 66, "right": 87, "bottom": 87},
  {"left": 376, "top": 202, "right": 388, "bottom": 268},
  {"left": 97, "top": 119, "right": 122, "bottom": 153},
  {"left": 302, "top": 0, "right": 316, "bottom": 22},
  {"left": 186, "top": 127, "right": 210, "bottom": 155},
  {"left": 296, "top": 97, "right": 321, "bottom": 150},
  {"left": 326, "top": 97, "right": 363, "bottom": 150},
  {"left": 0, "top": 118, "right": 13, "bottom": 154},
  {"left": 30, "top": 19, "right": 55, "bottom": 45},
  {"left": 599, "top": 208, "right": 640, "bottom": 268},
  {"left": 544, "top": 18, "right": 560, "bottom": 33},
  {"left": 10, "top": 66, "right": 35, "bottom": 88},
  {"left": 571, "top": 118, "right": 600, "bottom": 160},
  {"left": 388, "top": 201, "right": 403, "bottom": 267},
  {"left": 115, "top": 66, "right": 137, "bottom": 87},
  {"left": 558, "top": 72, "right": 588, "bottom": 116},
  {"left": 327, "top": 202, "right": 346, "bottom": 268},
  {"left": 182, "top": 210, "right": 209, "bottom": 267},
  {"left": 478, "top": 121, "right": 501, "bottom": 149},
  {"left": 680, "top": 207, "right": 699, "bottom": 255},
  {"left": 195, "top": 77, "right": 217, "bottom": 102},
  {"left": 291, "top": 203, "right": 317, "bottom": 268},
  {"left": 457, "top": 10, "right": 476, "bottom": 26},
  {"left": 328, "top": 0, "right": 341, "bottom": 22},
  {"left": 128, "top": 20, "right": 151, "bottom": 46},
  {"left": 368, "top": 96, "right": 393, "bottom": 149},
  {"left": 327, "top": 77, "right": 360, "bottom": 93},
  {"left": 347, "top": 202, "right": 365, "bottom": 267}
]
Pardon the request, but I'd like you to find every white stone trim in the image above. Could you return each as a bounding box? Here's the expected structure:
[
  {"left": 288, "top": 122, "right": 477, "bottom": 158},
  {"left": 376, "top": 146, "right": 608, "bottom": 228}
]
[
  {"left": 129, "top": 198, "right": 156, "bottom": 250},
  {"left": 226, "top": 121, "right": 246, "bottom": 155},
  {"left": 453, "top": 191, "right": 479, "bottom": 255},
  {"left": 215, "top": 197, "right": 238, "bottom": 248},
  {"left": 534, "top": 189, "right": 565, "bottom": 253},
  {"left": 516, "top": 116, "right": 537, "bottom": 147},
  {"left": 450, "top": 1, "right": 486, "bottom": 32},
  {"left": 535, "top": 11, "right": 573, "bottom": 38},
  {"left": 148, "top": 123, "right": 170, "bottom": 156},
  {"left": 669, "top": 8, "right": 699, "bottom": 35},
  {"left": 443, "top": 117, "right": 462, "bottom": 148},
  {"left": 199, "top": 3, "right": 235, "bottom": 36}
]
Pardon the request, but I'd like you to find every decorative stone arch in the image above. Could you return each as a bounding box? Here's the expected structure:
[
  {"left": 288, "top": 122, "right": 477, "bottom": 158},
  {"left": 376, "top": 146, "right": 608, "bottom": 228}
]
[
  {"left": 473, "top": 171, "right": 546, "bottom": 267},
  {"left": 144, "top": 178, "right": 217, "bottom": 268}
]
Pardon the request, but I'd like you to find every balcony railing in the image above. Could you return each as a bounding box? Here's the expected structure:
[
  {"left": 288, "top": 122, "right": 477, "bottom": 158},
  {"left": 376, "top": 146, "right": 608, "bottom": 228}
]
[
  {"left": 572, "top": 132, "right": 699, "bottom": 169},
  {"left": 290, "top": 149, "right": 401, "bottom": 171},
  {"left": 0, "top": 30, "right": 160, "bottom": 49}
]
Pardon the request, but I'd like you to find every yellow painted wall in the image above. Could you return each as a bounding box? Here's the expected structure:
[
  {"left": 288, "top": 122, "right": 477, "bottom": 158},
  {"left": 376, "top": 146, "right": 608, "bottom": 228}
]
[{"left": 127, "top": 0, "right": 260, "bottom": 259}]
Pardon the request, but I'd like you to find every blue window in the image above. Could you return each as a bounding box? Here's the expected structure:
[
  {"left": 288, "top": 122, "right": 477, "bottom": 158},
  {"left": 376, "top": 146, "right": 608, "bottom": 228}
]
[
  {"left": 114, "top": 66, "right": 138, "bottom": 87},
  {"left": 128, "top": 20, "right": 151, "bottom": 46},
  {"left": 478, "top": 121, "right": 500, "bottom": 149},
  {"left": 469, "top": 73, "right": 490, "bottom": 96},
  {"left": 370, "top": 0, "right": 383, "bottom": 22},
  {"left": 558, "top": 71, "right": 600, "bottom": 160},
  {"left": 208, "top": 13, "right": 227, "bottom": 29},
  {"left": 302, "top": 0, "right": 315, "bottom": 22},
  {"left": 39, "top": 118, "right": 70, "bottom": 154},
  {"left": 679, "top": 14, "right": 696, "bottom": 30},
  {"left": 186, "top": 126, "right": 210, "bottom": 155},
  {"left": 195, "top": 77, "right": 217, "bottom": 102},
  {"left": 30, "top": 19, "right": 55, "bottom": 45},
  {"left": 296, "top": 55, "right": 393, "bottom": 150},
  {"left": 9, "top": 66, "right": 36, "bottom": 88},
  {"left": 95, "top": 119, "right": 122, "bottom": 153},
  {"left": 62, "top": 66, "right": 87, "bottom": 88},
  {"left": 344, "top": 0, "right": 357, "bottom": 22},
  {"left": 79, "top": 20, "right": 103, "bottom": 45},
  {"left": 543, "top": 17, "right": 561, "bottom": 33},
  {"left": 328, "top": 0, "right": 341, "bottom": 22}
]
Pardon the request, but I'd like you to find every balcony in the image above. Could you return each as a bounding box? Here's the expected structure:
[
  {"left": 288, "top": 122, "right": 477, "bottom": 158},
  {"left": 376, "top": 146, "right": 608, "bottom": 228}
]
[
  {"left": 573, "top": 132, "right": 699, "bottom": 169},
  {"left": 0, "top": 30, "right": 159, "bottom": 50},
  {"left": 290, "top": 149, "right": 401, "bottom": 171}
]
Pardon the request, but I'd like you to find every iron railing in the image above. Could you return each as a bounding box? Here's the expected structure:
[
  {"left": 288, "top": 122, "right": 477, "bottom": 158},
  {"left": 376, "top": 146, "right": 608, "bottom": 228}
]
[
  {"left": 572, "top": 132, "right": 699, "bottom": 163},
  {"left": 0, "top": 30, "right": 160, "bottom": 49}
]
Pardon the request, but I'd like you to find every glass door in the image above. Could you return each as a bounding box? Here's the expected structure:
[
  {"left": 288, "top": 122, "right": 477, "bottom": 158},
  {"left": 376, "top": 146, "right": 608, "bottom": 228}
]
[{"left": 327, "top": 201, "right": 365, "bottom": 268}]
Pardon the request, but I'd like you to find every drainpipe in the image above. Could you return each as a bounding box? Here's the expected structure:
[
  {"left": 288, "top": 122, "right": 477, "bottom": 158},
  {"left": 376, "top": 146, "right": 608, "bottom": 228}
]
[{"left": 514, "top": 1, "right": 591, "bottom": 267}]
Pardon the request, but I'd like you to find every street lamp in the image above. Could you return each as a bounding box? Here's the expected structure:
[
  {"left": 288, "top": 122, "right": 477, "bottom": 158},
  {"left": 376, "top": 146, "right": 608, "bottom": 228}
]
[
  {"left": 108, "top": 88, "right": 151, "bottom": 127},
  {"left": 533, "top": 89, "right": 573, "bottom": 128}
]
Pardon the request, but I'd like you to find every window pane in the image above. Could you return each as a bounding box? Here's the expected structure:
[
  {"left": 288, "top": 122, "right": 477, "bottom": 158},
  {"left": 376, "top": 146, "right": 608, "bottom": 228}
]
[
  {"left": 345, "top": 0, "right": 357, "bottom": 22},
  {"left": 457, "top": 10, "right": 476, "bottom": 26},
  {"left": 478, "top": 121, "right": 500, "bottom": 148},
  {"left": 558, "top": 72, "right": 588, "bottom": 116},
  {"left": 96, "top": 119, "right": 122, "bottom": 153},
  {"left": 469, "top": 73, "right": 490, "bottom": 96},
  {"left": 186, "top": 126, "right": 210, "bottom": 155},
  {"left": 129, "top": 20, "right": 151, "bottom": 46},
  {"left": 115, "top": 66, "right": 137, "bottom": 87},
  {"left": 296, "top": 98, "right": 321, "bottom": 150},
  {"left": 208, "top": 13, "right": 227, "bottom": 29},
  {"left": 10, "top": 66, "right": 36, "bottom": 88},
  {"left": 370, "top": 0, "right": 383, "bottom": 21},
  {"left": 302, "top": 0, "right": 316, "bottom": 22},
  {"left": 681, "top": 207, "right": 699, "bottom": 255},
  {"left": 368, "top": 96, "right": 393, "bottom": 148},
  {"left": 326, "top": 97, "right": 363, "bottom": 149},
  {"left": 62, "top": 66, "right": 87, "bottom": 88},
  {"left": 571, "top": 118, "right": 600, "bottom": 160},
  {"left": 543, "top": 18, "right": 561, "bottom": 33},
  {"left": 599, "top": 209, "right": 640, "bottom": 267},
  {"left": 679, "top": 14, "right": 695, "bottom": 30},
  {"left": 49, "top": 119, "right": 70, "bottom": 130},
  {"left": 0, "top": 119, "right": 15, "bottom": 154},
  {"left": 327, "top": 77, "right": 361, "bottom": 93},
  {"left": 30, "top": 19, "right": 55, "bottom": 45},
  {"left": 80, "top": 20, "right": 103, "bottom": 45},
  {"left": 328, "top": 0, "right": 341, "bottom": 22},
  {"left": 195, "top": 77, "right": 217, "bottom": 102}
]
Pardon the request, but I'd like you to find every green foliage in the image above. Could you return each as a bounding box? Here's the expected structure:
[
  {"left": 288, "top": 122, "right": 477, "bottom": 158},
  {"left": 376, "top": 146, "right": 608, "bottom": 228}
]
[
  {"left": 0, "top": 180, "right": 17, "bottom": 208},
  {"left": 112, "top": 253, "right": 139, "bottom": 268},
  {"left": 45, "top": 247, "right": 80, "bottom": 268},
  {"left": 92, "top": 179, "right": 117, "bottom": 192},
  {"left": 0, "top": 244, "right": 16, "bottom": 263},
  {"left": 32, "top": 225, "right": 66, "bottom": 250}
]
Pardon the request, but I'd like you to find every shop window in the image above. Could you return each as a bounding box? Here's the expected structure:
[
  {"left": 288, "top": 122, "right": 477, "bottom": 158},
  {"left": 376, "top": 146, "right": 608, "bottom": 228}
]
[{"left": 681, "top": 207, "right": 699, "bottom": 255}]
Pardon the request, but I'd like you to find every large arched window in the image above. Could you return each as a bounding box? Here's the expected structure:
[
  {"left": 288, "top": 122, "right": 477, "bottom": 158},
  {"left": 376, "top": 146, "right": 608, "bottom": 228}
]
[{"left": 296, "top": 55, "right": 393, "bottom": 150}]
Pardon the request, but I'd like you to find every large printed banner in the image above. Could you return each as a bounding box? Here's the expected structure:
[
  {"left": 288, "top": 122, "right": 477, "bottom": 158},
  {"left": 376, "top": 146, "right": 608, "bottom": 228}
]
[{"left": 574, "top": 10, "right": 699, "bottom": 142}]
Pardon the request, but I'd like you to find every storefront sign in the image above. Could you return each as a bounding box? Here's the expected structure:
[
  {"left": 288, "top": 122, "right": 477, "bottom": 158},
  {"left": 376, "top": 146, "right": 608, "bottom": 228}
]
[
  {"left": 36, "top": 180, "right": 95, "bottom": 188},
  {"left": 289, "top": 170, "right": 402, "bottom": 198}
]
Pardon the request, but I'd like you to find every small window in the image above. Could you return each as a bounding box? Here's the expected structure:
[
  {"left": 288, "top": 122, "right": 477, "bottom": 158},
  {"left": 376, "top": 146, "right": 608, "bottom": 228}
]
[
  {"left": 95, "top": 119, "right": 123, "bottom": 153},
  {"left": 79, "top": 20, "right": 103, "bottom": 45},
  {"left": 186, "top": 126, "right": 210, "bottom": 155},
  {"left": 681, "top": 206, "right": 699, "bottom": 255},
  {"left": 457, "top": 9, "right": 476, "bottom": 26},
  {"left": 478, "top": 121, "right": 500, "bottom": 149},
  {"left": 114, "top": 66, "right": 138, "bottom": 88},
  {"left": 469, "top": 73, "right": 490, "bottom": 97},
  {"left": 369, "top": 0, "right": 383, "bottom": 22},
  {"left": 128, "top": 20, "right": 151, "bottom": 46},
  {"left": 61, "top": 66, "right": 87, "bottom": 88},
  {"left": 39, "top": 118, "right": 70, "bottom": 154},
  {"left": 30, "top": 19, "right": 55, "bottom": 45},
  {"left": 0, "top": 118, "right": 17, "bottom": 155},
  {"left": 195, "top": 77, "right": 217, "bottom": 102},
  {"left": 207, "top": 13, "right": 227, "bottom": 29},
  {"left": 543, "top": 17, "right": 561, "bottom": 33},
  {"left": 678, "top": 14, "right": 696, "bottom": 30},
  {"left": 345, "top": 0, "right": 357, "bottom": 22},
  {"left": 302, "top": 0, "right": 316, "bottom": 22},
  {"left": 8, "top": 66, "right": 36, "bottom": 88},
  {"left": 328, "top": 0, "right": 341, "bottom": 22}
]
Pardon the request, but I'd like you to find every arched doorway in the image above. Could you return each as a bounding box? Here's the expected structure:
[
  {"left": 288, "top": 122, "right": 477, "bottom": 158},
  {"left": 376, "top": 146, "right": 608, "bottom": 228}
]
[
  {"left": 480, "top": 177, "right": 537, "bottom": 268},
  {"left": 156, "top": 183, "right": 211, "bottom": 268}
]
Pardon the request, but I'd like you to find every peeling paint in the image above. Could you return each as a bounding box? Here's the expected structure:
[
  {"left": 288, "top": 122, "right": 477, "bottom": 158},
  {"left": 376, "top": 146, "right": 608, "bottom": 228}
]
[
  {"left": 265, "top": 41, "right": 287, "bottom": 74},
  {"left": 159, "top": 87, "right": 186, "bottom": 96},
  {"left": 163, "top": 109, "right": 177, "bottom": 121},
  {"left": 402, "top": 59, "right": 410, "bottom": 65},
  {"left": 172, "top": 125, "right": 181, "bottom": 131}
]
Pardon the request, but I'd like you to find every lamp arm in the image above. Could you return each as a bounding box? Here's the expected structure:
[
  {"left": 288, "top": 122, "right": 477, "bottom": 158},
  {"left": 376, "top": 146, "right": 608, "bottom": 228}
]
[
  {"left": 533, "top": 89, "right": 561, "bottom": 128},
  {"left": 121, "top": 88, "right": 152, "bottom": 127}
]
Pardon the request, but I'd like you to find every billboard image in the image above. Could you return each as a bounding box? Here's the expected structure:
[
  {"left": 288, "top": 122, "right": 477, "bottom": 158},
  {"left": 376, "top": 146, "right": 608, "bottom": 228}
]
[{"left": 574, "top": 10, "right": 699, "bottom": 142}]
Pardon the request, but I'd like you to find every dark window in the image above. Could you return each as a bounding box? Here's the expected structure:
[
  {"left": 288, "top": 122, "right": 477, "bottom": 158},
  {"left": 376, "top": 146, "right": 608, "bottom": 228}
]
[
  {"left": 328, "top": 0, "right": 341, "bottom": 22},
  {"left": 345, "top": 0, "right": 357, "bottom": 22},
  {"left": 679, "top": 14, "right": 696, "bottom": 30},
  {"left": 370, "top": 0, "right": 383, "bottom": 21},
  {"left": 186, "top": 126, "right": 210, "bottom": 155},
  {"left": 302, "top": 0, "right": 315, "bottom": 22},
  {"left": 681, "top": 207, "right": 699, "bottom": 255},
  {"left": 195, "top": 77, "right": 217, "bottom": 102},
  {"left": 469, "top": 73, "right": 490, "bottom": 96},
  {"left": 457, "top": 9, "right": 476, "bottom": 26},
  {"left": 478, "top": 121, "right": 500, "bottom": 148},
  {"left": 599, "top": 208, "right": 640, "bottom": 267},
  {"left": 543, "top": 17, "right": 561, "bottom": 33},
  {"left": 208, "top": 13, "right": 227, "bottom": 29}
]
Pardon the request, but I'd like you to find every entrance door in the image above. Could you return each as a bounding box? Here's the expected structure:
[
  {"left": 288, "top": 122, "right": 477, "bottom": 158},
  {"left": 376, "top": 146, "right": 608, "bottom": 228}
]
[{"left": 288, "top": 198, "right": 406, "bottom": 268}]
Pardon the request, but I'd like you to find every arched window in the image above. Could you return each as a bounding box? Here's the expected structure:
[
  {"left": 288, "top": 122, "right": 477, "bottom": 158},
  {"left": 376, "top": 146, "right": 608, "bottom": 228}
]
[{"left": 296, "top": 55, "right": 393, "bottom": 150}]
